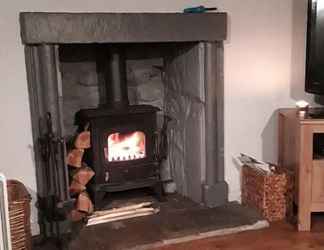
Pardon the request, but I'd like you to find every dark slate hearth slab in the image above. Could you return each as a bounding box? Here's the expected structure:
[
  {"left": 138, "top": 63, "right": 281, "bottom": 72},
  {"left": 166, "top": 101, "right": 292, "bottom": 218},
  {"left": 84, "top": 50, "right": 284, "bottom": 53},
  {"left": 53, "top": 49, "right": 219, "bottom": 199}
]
[
  {"left": 33, "top": 195, "right": 266, "bottom": 250},
  {"left": 19, "top": 12, "right": 227, "bottom": 44}
]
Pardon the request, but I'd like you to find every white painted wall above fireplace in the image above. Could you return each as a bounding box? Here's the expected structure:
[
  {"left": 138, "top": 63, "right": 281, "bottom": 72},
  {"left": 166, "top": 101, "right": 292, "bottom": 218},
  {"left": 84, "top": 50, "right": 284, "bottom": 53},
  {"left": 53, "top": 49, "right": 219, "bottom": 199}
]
[{"left": 0, "top": 0, "right": 313, "bottom": 235}]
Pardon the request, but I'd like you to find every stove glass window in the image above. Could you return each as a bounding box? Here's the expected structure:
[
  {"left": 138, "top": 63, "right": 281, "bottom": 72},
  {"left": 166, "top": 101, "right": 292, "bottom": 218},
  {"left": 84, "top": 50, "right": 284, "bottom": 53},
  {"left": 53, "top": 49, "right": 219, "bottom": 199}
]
[{"left": 105, "top": 131, "right": 146, "bottom": 162}]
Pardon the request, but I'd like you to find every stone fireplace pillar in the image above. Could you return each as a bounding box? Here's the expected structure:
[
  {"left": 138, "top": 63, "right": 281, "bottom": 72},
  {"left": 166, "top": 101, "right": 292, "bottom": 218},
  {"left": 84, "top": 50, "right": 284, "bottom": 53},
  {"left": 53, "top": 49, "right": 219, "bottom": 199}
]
[
  {"left": 203, "top": 42, "right": 228, "bottom": 207},
  {"left": 25, "top": 45, "right": 69, "bottom": 201}
]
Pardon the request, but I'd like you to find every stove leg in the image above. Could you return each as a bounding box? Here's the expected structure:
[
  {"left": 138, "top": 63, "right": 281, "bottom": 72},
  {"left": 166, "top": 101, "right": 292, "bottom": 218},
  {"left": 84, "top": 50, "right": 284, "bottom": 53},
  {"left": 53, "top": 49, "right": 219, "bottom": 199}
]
[
  {"left": 153, "top": 182, "right": 166, "bottom": 202},
  {"left": 94, "top": 191, "right": 106, "bottom": 210}
]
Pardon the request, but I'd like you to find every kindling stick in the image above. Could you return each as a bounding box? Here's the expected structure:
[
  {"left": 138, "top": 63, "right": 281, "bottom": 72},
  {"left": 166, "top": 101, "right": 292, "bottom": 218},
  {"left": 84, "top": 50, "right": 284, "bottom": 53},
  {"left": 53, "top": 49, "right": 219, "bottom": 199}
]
[
  {"left": 89, "top": 202, "right": 153, "bottom": 218},
  {"left": 87, "top": 208, "right": 159, "bottom": 227},
  {"left": 88, "top": 207, "right": 155, "bottom": 222}
]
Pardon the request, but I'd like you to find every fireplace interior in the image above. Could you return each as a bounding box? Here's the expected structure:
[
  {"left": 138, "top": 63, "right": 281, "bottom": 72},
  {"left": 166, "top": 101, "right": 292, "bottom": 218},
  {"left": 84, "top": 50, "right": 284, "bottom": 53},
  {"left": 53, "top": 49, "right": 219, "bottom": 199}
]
[{"left": 59, "top": 43, "right": 214, "bottom": 210}]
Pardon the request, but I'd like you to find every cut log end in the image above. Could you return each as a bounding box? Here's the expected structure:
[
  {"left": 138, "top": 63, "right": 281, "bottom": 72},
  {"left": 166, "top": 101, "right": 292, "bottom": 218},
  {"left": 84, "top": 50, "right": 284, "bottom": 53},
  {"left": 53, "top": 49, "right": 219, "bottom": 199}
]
[
  {"left": 74, "top": 131, "right": 91, "bottom": 149},
  {"left": 76, "top": 191, "right": 94, "bottom": 215},
  {"left": 67, "top": 149, "right": 84, "bottom": 168},
  {"left": 68, "top": 209, "right": 87, "bottom": 222},
  {"left": 71, "top": 165, "right": 95, "bottom": 186},
  {"left": 69, "top": 180, "right": 86, "bottom": 195}
]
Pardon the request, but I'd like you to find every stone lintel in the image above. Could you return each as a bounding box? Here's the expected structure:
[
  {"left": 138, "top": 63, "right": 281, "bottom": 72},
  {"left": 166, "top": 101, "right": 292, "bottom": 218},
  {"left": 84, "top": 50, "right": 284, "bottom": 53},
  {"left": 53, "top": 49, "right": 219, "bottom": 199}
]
[{"left": 20, "top": 12, "right": 227, "bottom": 44}]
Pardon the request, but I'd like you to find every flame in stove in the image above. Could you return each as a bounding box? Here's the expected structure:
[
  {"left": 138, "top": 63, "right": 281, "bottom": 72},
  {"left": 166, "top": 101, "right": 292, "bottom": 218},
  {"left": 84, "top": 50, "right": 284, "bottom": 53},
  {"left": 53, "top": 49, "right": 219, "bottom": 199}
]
[{"left": 107, "top": 131, "right": 146, "bottom": 162}]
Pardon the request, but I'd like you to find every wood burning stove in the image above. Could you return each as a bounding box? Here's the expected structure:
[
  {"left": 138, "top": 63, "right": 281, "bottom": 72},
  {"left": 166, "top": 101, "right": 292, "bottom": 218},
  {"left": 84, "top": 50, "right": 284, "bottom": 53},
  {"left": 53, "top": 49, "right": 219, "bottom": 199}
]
[{"left": 75, "top": 47, "right": 163, "bottom": 208}]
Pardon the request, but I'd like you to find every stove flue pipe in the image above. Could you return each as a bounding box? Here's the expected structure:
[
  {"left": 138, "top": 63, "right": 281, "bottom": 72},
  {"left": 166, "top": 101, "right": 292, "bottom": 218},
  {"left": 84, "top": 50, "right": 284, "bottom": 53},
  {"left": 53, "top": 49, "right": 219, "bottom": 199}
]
[{"left": 105, "top": 47, "right": 129, "bottom": 108}]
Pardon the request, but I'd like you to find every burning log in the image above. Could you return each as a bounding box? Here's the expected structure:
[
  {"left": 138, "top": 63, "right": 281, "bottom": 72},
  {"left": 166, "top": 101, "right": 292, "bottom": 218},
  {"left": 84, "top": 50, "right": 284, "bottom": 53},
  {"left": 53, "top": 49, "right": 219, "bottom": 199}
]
[
  {"left": 71, "top": 164, "right": 95, "bottom": 186},
  {"left": 67, "top": 148, "right": 84, "bottom": 168},
  {"left": 76, "top": 191, "right": 94, "bottom": 214},
  {"left": 74, "top": 131, "right": 91, "bottom": 149}
]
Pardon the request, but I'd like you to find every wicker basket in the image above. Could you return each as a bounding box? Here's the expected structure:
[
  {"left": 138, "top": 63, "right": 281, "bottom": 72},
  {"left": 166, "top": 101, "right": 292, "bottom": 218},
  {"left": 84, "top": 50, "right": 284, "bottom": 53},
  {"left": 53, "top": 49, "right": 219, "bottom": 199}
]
[
  {"left": 241, "top": 165, "right": 294, "bottom": 222},
  {"left": 7, "top": 180, "right": 32, "bottom": 250}
]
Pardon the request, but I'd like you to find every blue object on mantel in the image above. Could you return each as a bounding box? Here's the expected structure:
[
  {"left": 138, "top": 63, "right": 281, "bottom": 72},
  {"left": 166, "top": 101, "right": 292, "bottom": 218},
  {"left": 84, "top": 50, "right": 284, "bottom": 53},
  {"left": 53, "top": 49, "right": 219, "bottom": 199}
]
[{"left": 183, "top": 5, "right": 218, "bottom": 13}]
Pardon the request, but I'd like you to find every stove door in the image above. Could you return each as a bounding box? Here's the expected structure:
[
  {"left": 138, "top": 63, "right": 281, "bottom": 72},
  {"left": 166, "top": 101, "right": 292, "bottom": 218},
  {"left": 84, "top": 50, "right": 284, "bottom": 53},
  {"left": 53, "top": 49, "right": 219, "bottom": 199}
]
[{"left": 90, "top": 112, "right": 158, "bottom": 184}]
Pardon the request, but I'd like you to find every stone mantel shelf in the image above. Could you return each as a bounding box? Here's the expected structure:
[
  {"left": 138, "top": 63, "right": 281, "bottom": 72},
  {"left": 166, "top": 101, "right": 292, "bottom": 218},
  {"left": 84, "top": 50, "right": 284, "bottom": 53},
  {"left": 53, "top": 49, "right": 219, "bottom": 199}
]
[{"left": 19, "top": 12, "right": 227, "bottom": 44}]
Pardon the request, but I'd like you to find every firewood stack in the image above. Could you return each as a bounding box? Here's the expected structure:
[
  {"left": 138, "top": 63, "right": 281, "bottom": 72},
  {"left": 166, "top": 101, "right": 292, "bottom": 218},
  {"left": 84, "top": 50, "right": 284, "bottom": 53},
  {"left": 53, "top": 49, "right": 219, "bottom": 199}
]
[
  {"left": 241, "top": 165, "right": 293, "bottom": 222},
  {"left": 66, "top": 130, "right": 95, "bottom": 221}
]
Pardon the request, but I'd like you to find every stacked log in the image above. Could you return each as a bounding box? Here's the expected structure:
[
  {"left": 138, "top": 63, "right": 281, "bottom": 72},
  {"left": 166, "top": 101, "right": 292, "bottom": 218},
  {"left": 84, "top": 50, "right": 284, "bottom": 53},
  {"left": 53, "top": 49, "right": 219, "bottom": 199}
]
[
  {"left": 69, "top": 164, "right": 94, "bottom": 195},
  {"left": 66, "top": 129, "right": 94, "bottom": 222},
  {"left": 67, "top": 149, "right": 84, "bottom": 168},
  {"left": 74, "top": 131, "right": 91, "bottom": 149},
  {"left": 69, "top": 180, "right": 86, "bottom": 194},
  {"left": 241, "top": 165, "right": 293, "bottom": 222},
  {"left": 71, "top": 163, "right": 95, "bottom": 186},
  {"left": 76, "top": 191, "right": 94, "bottom": 214}
]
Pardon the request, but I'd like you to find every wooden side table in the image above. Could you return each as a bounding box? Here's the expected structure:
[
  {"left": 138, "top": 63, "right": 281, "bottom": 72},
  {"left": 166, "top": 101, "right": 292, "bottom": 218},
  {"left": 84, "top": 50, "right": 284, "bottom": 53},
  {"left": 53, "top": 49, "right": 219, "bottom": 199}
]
[{"left": 279, "top": 108, "right": 324, "bottom": 231}]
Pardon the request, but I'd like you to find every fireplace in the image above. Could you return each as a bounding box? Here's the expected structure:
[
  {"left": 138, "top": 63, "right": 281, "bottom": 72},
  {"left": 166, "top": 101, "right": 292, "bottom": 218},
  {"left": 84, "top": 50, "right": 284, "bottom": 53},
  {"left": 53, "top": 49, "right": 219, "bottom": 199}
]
[{"left": 20, "top": 12, "right": 228, "bottom": 239}]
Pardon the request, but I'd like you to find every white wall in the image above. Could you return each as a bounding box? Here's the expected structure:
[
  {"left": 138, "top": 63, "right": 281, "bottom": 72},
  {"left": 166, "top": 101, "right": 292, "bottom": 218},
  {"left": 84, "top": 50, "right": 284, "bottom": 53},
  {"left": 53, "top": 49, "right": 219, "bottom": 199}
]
[
  {"left": 0, "top": 0, "right": 311, "bottom": 234},
  {"left": 222, "top": 0, "right": 314, "bottom": 200}
]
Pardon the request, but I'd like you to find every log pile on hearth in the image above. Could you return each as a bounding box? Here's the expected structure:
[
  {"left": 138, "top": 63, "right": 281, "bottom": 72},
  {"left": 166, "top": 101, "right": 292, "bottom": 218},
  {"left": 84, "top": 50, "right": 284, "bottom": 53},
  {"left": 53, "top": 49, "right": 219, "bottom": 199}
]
[
  {"left": 67, "top": 130, "right": 95, "bottom": 221},
  {"left": 66, "top": 129, "right": 160, "bottom": 224}
]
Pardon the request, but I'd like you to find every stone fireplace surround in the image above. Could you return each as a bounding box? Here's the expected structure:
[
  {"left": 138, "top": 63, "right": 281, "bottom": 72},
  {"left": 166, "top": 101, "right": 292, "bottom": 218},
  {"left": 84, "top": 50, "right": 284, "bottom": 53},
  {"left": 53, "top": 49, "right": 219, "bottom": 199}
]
[{"left": 20, "top": 12, "right": 228, "bottom": 236}]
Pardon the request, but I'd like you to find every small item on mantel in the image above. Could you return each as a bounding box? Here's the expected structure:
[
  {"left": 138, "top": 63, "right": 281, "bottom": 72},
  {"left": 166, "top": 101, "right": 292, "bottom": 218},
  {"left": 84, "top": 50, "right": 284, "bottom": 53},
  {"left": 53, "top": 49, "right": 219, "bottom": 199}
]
[
  {"left": 76, "top": 191, "right": 94, "bottom": 214},
  {"left": 71, "top": 163, "right": 95, "bottom": 186},
  {"left": 69, "top": 179, "right": 86, "bottom": 195},
  {"left": 183, "top": 5, "right": 217, "bottom": 13},
  {"left": 67, "top": 148, "right": 84, "bottom": 168},
  {"left": 74, "top": 131, "right": 91, "bottom": 149}
]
